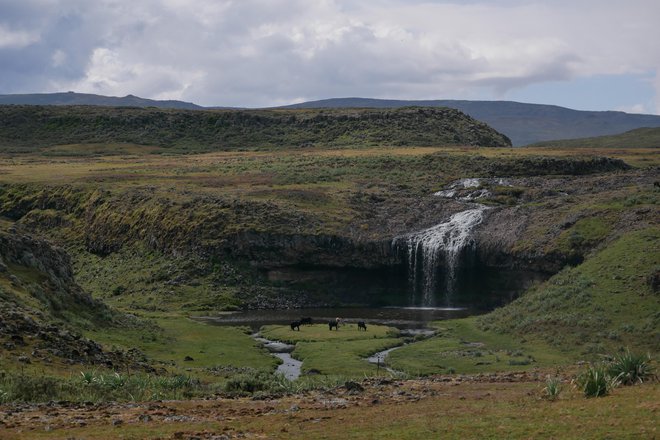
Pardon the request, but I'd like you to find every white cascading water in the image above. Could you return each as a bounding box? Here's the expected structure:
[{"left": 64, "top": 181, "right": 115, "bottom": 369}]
[{"left": 394, "top": 205, "right": 487, "bottom": 306}]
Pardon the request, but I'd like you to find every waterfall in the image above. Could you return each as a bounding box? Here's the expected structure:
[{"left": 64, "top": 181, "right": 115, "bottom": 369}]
[{"left": 394, "top": 205, "right": 487, "bottom": 306}]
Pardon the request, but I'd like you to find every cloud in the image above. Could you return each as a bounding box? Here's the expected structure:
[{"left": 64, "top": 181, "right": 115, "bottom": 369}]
[
  {"left": 0, "top": 24, "right": 39, "bottom": 49},
  {"left": 0, "top": 0, "right": 658, "bottom": 112}
]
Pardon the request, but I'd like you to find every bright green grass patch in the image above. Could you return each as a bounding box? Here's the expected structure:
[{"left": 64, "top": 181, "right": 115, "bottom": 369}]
[
  {"left": 260, "top": 323, "right": 399, "bottom": 343},
  {"left": 388, "top": 317, "right": 568, "bottom": 375},
  {"left": 86, "top": 316, "right": 277, "bottom": 379},
  {"left": 261, "top": 323, "right": 402, "bottom": 377},
  {"left": 294, "top": 338, "right": 403, "bottom": 377},
  {"left": 557, "top": 216, "right": 614, "bottom": 253}
]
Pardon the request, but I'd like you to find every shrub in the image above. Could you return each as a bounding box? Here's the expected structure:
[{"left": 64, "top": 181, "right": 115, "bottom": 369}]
[
  {"left": 574, "top": 365, "right": 614, "bottom": 398},
  {"left": 223, "top": 370, "right": 285, "bottom": 395},
  {"left": 543, "top": 377, "right": 562, "bottom": 401},
  {"left": 608, "top": 350, "right": 654, "bottom": 385}
]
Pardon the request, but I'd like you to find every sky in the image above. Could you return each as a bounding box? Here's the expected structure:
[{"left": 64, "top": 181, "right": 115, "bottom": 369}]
[{"left": 0, "top": 0, "right": 659, "bottom": 113}]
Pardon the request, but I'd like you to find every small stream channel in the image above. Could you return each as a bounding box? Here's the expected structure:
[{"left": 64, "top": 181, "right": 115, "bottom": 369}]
[
  {"left": 196, "top": 307, "right": 466, "bottom": 380},
  {"left": 252, "top": 335, "right": 303, "bottom": 380}
]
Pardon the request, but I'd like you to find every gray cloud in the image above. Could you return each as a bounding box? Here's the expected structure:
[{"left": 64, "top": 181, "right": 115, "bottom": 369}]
[{"left": 0, "top": 0, "right": 658, "bottom": 112}]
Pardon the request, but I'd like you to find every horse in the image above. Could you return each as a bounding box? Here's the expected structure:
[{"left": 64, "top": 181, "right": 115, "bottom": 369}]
[
  {"left": 357, "top": 321, "right": 367, "bottom": 331},
  {"left": 328, "top": 320, "right": 339, "bottom": 331},
  {"left": 290, "top": 321, "right": 301, "bottom": 331},
  {"left": 299, "top": 317, "right": 313, "bottom": 326}
]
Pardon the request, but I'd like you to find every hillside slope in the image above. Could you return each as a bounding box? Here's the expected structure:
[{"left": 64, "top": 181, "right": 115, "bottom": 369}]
[
  {"left": 284, "top": 97, "right": 660, "bottom": 146},
  {"left": 478, "top": 227, "right": 660, "bottom": 353},
  {"left": 530, "top": 127, "right": 660, "bottom": 149},
  {"left": 0, "top": 227, "right": 151, "bottom": 371},
  {"left": 0, "top": 105, "right": 511, "bottom": 153}
]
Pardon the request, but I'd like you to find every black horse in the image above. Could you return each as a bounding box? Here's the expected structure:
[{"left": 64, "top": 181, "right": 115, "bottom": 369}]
[
  {"left": 328, "top": 320, "right": 339, "bottom": 331},
  {"left": 299, "top": 317, "right": 313, "bottom": 326},
  {"left": 357, "top": 321, "right": 367, "bottom": 331},
  {"left": 290, "top": 321, "right": 301, "bottom": 331}
]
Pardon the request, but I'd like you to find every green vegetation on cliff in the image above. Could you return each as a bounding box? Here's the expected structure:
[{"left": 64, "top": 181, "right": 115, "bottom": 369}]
[{"left": 0, "top": 105, "right": 511, "bottom": 153}]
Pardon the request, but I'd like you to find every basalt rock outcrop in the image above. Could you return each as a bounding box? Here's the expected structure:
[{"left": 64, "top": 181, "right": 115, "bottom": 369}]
[{"left": 0, "top": 158, "right": 654, "bottom": 309}]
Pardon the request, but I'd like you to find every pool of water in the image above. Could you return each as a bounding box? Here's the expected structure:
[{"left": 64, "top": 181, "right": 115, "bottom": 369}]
[{"left": 194, "top": 306, "right": 476, "bottom": 330}]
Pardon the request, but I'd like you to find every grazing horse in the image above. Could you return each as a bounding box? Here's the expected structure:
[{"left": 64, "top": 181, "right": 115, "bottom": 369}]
[
  {"left": 299, "top": 317, "right": 313, "bottom": 326},
  {"left": 357, "top": 321, "right": 367, "bottom": 331},
  {"left": 328, "top": 320, "right": 339, "bottom": 331},
  {"left": 290, "top": 321, "right": 301, "bottom": 331}
]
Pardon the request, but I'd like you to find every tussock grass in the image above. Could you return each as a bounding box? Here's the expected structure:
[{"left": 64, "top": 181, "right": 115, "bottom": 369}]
[
  {"left": 574, "top": 364, "right": 615, "bottom": 398},
  {"left": 0, "top": 370, "right": 205, "bottom": 403},
  {"left": 543, "top": 377, "right": 562, "bottom": 400},
  {"left": 608, "top": 350, "right": 655, "bottom": 385}
]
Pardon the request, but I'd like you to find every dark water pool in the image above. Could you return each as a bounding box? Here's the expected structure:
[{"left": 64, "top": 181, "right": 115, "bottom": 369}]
[{"left": 193, "top": 306, "right": 477, "bottom": 330}]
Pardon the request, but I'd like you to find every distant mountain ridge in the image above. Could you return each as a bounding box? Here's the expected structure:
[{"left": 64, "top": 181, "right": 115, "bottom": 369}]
[
  {"left": 530, "top": 127, "right": 660, "bottom": 149},
  {"left": 0, "top": 91, "right": 205, "bottom": 110},
  {"left": 282, "top": 98, "right": 660, "bottom": 146},
  {"left": 2, "top": 92, "right": 660, "bottom": 146}
]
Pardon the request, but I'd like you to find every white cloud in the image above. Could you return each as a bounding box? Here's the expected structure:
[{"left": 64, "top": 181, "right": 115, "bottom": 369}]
[
  {"left": 51, "top": 49, "right": 67, "bottom": 67},
  {"left": 0, "top": 24, "right": 39, "bottom": 49},
  {"left": 1, "top": 0, "right": 659, "bottom": 112},
  {"left": 616, "top": 103, "right": 649, "bottom": 114}
]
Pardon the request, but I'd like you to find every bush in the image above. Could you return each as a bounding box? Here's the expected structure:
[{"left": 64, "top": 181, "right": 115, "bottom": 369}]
[
  {"left": 608, "top": 350, "right": 654, "bottom": 385},
  {"left": 223, "top": 370, "right": 286, "bottom": 395},
  {"left": 575, "top": 365, "right": 614, "bottom": 398},
  {"left": 543, "top": 377, "right": 562, "bottom": 401}
]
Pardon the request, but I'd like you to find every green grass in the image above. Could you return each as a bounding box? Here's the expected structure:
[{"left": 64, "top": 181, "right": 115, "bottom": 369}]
[
  {"left": 0, "top": 371, "right": 205, "bottom": 403},
  {"left": 261, "top": 322, "right": 398, "bottom": 343},
  {"left": 479, "top": 227, "right": 660, "bottom": 354},
  {"left": 556, "top": 216, "right": 614, "bottom": 254},
  {"left": 85, "top": 315, "right": 277, "bottom": 379},
  {"left": 388, "top": 317, "right": 569, "bottom": 375},
  {"left": 70, "top": 243, "right": 248, "bottom": 313},
  {"left": 261, "top": 323, "right": 402, "bottom": 377}
]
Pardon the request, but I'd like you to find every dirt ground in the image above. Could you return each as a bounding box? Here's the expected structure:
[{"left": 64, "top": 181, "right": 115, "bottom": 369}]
[{"left": 1, "top": 372, "right": 657, "bottom": 440}]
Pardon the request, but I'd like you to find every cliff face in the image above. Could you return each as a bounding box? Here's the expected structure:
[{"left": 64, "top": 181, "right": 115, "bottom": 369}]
[{"left": 0, "top": 151, "right": 653, "bottom": 309}]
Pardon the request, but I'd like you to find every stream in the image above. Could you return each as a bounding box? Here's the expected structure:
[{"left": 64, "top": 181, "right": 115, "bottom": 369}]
[
  {"left": 229, "top": 309, "right": 435, "bottom": 381},
  {"left": 253, "top": 335, "right": 302, "bottom": 380}
]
